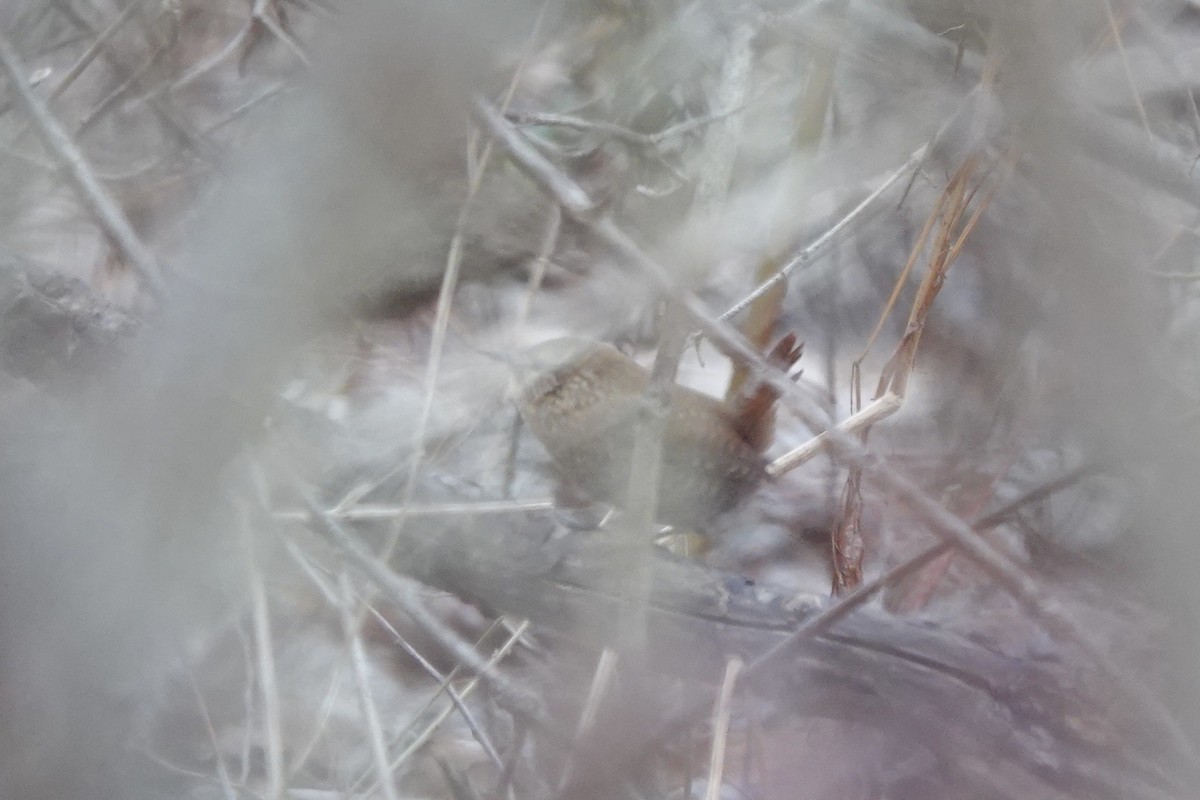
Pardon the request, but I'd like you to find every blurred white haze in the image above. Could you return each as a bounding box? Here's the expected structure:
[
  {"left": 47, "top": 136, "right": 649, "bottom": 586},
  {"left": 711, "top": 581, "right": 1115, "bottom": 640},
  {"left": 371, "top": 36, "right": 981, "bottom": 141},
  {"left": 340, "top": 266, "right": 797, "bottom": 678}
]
[{"left": 1, "top": 1, "right": 1200, "bottom": 798}]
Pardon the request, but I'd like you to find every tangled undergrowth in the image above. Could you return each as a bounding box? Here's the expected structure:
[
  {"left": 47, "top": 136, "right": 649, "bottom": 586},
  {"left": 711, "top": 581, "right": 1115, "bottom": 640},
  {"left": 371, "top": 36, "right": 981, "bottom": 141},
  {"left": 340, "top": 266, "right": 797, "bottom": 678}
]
[{"left": 2, "top": 2, "right": 1200, "bottom": 799}]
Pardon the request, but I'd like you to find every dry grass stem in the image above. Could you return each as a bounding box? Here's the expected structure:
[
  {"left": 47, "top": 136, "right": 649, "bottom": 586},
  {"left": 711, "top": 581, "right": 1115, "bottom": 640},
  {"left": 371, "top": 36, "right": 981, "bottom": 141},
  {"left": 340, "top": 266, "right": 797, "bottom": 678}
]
[
  {"left": 338, "top": 573, "right": 400, "bottom": 800},
  {"left": 767, "top": 391, "right": 902, "bottom": 477},
  {"left": 368, "top": 609, "right": 506, "bottom": 772},
  {"left": 508, "top": 104, "right": 747, "bottom": 147},
  {"left": 615, "top": 305, "right": 691, "bottom": 650},
  {"left": 357, "top": 620, "right": 531, "bottom": 795},
  {"left": 704, "top": 656, "right": 744, "bottom": 800},
  {"left": 250, "top": 0, "right": 310, "bottom": 67},
  {"left": 829, "top": 153, "right": 998, "bottom": 590},
  {"left": 245, "top": 510, "right": 286, "bottom": 800},
  {"left": 710, "top": 88, "right": 984, "bottom": 335},
  {"left": 187, "top": 670, "right": 240, "bottom": 800},
  {"left": 1100, "top": 0, "right": 1151, "bottom": 137},
  {"left": 272, "top": 498, "right": 555, "bottom": 523},
  {"left": 712, "top": 146, "right": 924, "bottom": 332},
  {"left": 45, "top": 0, "right": 154, "bottom": 103},
  {"left": 302, "top": 492, "right": 543, "bottom": 721},
  {"left": 375, "top": 5, "right": 550, "bottom": 566},
  {"left": 557, "top": 647, "right": 619, "bottom": 791}
]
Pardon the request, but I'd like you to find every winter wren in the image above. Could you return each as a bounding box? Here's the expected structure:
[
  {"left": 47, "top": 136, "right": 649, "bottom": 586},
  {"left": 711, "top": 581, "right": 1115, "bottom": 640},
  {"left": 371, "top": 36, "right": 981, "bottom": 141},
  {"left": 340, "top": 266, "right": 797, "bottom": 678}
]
[{"left": 515, "top": 338, "right": 768, "bottom": 529}]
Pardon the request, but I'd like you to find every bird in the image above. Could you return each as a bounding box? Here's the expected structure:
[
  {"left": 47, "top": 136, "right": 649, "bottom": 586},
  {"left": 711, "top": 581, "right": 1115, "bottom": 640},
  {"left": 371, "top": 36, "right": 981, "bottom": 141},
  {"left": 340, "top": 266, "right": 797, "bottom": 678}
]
[{"left": 514, "top": 337, "right": 800, "bottom": 530}]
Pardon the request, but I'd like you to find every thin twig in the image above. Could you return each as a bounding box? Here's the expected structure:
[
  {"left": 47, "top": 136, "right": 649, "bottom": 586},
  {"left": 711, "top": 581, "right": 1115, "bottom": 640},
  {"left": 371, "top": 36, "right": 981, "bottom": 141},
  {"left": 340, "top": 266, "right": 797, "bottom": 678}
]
[
  {"left": 373, "top": 1, "right": 551, "bottom": 565},
  {"left": 200, "top": 83, "right": 292, "bottom": 138},
  {"left": 505, "top": 204, "right": 563, "bottom": 497},
  {"left": 275, "top": 539, "right": 374, "bottom": 780},
  {"left": 494, "top": 721, "right": 526, "bottom": 799},
  {"left": 0, "top": 30, "right": 166, "bottom": 297},
  {"left": 347, "top": 619, "right": 507, "bottom": 795},
  {"left": 709, "top": 89, "right": 982, "bottom": 336},
  {"left": 234, "top": 623, "right": 255, "bottom": 785},
  {"left": 853, "top": 179, "right": 943, "bottom": 370},
  {"left": 244, "top": 508, "right": 286, "bottom": 800},
  {"left": 165, "top": 22, "right": 253, "bottom": 95},
  {"left": 514, "top": 204, "right": 562, "bottom": 335},
  {"left": 287, "top": 661, "right": 346, "bottom": 778},
  {"left": 300, "top": 493, "right": 544, "bottom": 723},
  {"left": 359, "top": 620, "right": 531, "bottom": 795},
  {"left": 617, "top": 304, "right": 690, "bottom": 651},
  {"left": 46, "top": 0, "right": 155, "bottom": 103},
  {"left": 187, "top": 670, "right": 239, "bottom": 800},
  {"left": 558, "top": 647, "right": 619, "bottom": 791},
  {"left": 338, "top": 572, "right": 401, "bottom": 800},
  {"left": 704, "top": 656, "right": 743, "bottom": 800},
  {"left": 712, "top": 144, "right": 926, "bottom": 331},
  {"left": 508, "top": 104, "right": 746, "bottom": 147},
  {"left": 252, "top": 0, "right": 310, "bottom": 67},
  {"left": 367, "top": 606, "right": 505, "bottom": 771},
  {"left": 767, "top": 391, "right": 902, "bottom": 477},
  {"left": 1100, "top": 0, "right": 1151, "bottom": 137},
  {"left": 35, "top": 0, "right": 206, "bottom": 157},
  {"left": 75, "top": 32, "right": 174, "bottom": 137},
  {"left": 272, "top": 498, "right": 554, "bottom": 523}
]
